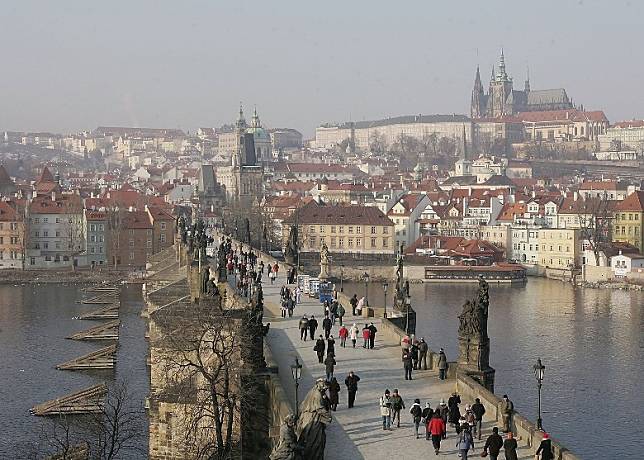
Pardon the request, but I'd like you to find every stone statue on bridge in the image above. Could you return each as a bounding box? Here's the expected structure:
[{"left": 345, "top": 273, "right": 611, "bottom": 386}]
[
  {"left": 319, "top": 242, "right": 330, "bottom": 280},
  {"left": 296, "top": 379, "right": 332, "bottom": 460},
  {"left": 284, "top": 224, "right": 298, "bottom": 265},
  {"left": 457, "top": 276, "right": 495, "bottom": 391},
  {"left": 270, "top": 414, "right": 302, "bottom": 460}
]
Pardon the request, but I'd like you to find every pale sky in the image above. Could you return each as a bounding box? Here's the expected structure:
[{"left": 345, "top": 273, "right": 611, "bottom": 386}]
[{"left": 2, "top": 0, "right": 644, "bottom": 137}]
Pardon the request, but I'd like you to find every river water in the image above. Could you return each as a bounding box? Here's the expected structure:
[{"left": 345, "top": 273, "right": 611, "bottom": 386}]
[
  {"left": 344, "top": 278, "right": 644, "bottom": 459},
  {"left": 0, "top": 283, "right": 148, "bottom": 459}
]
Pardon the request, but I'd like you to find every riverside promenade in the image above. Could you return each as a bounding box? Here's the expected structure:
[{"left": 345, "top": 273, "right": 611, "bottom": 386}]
[{"left": 261, "top": 272, "right": 534, "bottom": 459}]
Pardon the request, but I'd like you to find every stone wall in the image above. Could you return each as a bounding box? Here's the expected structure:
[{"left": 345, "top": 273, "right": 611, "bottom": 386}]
[
  {"left": 264, "top": 344, "right": 295, "bottom": 446},
  {"left": 456, "top": 373, "right": 581, "bottom": 460}
]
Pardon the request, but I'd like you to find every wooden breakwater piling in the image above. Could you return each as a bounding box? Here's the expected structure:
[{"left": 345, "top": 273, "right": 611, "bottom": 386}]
[
  {"left": 31, "top": 384, "right": 107, "bottom": 416},
  {"left": 56, "top": 344, "right": 117, "bottom": 370},
  {"left": 67, "top": 320, "right": 120, "bottom": 341}
]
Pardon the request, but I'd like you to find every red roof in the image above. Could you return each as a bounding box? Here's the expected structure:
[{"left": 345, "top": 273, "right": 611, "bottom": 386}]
[
  {"left": 123, "top": 211, "right": 152, "bottom": 229},
  {"left": 0, "top": 201, "right": 19, "bottom": 221},
  {"left": 29, "top": 194, "right": 82, "bottom": 214},
  {"left": 612, "top": 120, "right": 644, "bottom": 129},
  {"left": 36, "top": 166, "right": 55, "bottom": 184},
  {"left": 516, "top": 109, "right": 608, "bottom": 123},
  {"left": 616, "top": 191, "right": 644, "bottom": 212}
]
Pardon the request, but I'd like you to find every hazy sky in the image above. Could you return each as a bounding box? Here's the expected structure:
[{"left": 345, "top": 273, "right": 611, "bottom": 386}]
[{"left": 2, "top": 0, "right": 644, "bottom": 137}]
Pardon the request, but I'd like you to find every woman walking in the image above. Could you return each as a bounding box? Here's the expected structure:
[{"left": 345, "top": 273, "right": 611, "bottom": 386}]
[
  {"left": 455, "top": 425, "right": 475, "bottom": 460},
  {"left": 503, "top": 432, "right": 518, "bottom": 460},
  {"left": 536, "top": 433, "right": 554, "bottom": 460},
  {"left": 349, "top": 323, "right": 359, "bottom": 348}
]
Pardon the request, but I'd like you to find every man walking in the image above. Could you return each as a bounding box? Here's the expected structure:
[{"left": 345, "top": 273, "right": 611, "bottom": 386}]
[
  {"left": 324, "top": 352, "right": 336, "bottom": 381},
  {"left": 336, "top": 303, "right": 346, "bottom": 326},
  {"left": 500, "top": 395, "right": 514, "bottom": 433},
  {"left": 314, "top": 335, "right": 325, "bottom": 364},
  {"left": 471, "top": 397, "right": 486, "bottom": 440},
  {"left": 438, "top": 348, "right": 448, "bottom": 380},
  {"left": 367, "top": 322, "right": 378, "bottom": 349},
  {"left": 390, "top": 389, "right": 405, "bottom": 428},
  {"left": 344, "top": 371, "right": 360, "bottom": 408},
  {"left": 483, "top": 427, "right": 504, "bottom": 460},
  {"left": 326, "top": 335, "right": 335, "bottom": 357},
  {"left": 418, "top": 338, "right": 428, "bottom": 370},
  {"left": 402, "top": 349, "right": 413, "bottom": 380},
  {"left": 428, "top": 411, "right": 446, "bottom": 455},
  {"left": 298, "top": 315, "right": 309, "bottom": 341},
  {"left": 308, "top": 315, "right": 318, "bottom": 340},
  {"left": 322, "top": 315, "right": 332, "bottom": 339}
]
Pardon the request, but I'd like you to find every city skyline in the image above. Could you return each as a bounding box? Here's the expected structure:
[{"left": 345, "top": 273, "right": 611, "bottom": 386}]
[{"left": 2, "top": 0, "right": 644, "bottom": 135}]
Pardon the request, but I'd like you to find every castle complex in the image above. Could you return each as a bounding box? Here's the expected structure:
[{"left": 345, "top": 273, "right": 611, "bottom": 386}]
[{"left": 471, "top": 51, "right": 574, "bottom": 118}]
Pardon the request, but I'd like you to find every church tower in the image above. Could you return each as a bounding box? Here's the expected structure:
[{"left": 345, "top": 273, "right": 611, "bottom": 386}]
[
  {"left": 487, "top": 50, "right": 514, "bottom": 117},
  {"left": 470, "top": 66, "right": 485, "bottom": 118},
  {"left": 232, "top": 103, "right": 246, "bottom": 169}
]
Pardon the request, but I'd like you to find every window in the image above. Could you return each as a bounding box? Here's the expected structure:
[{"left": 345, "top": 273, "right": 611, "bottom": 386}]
[
  {"left": 55, "top": 242, "right": 60, "bottom": 249},
  {"left": 161, "top": 222, "right": 166, "bottom": 230},
  {"left": 160, "top": 234, "right": 166, "bottom": 243},
  {"left": 356, "top": 226, "right": 362, "bottom": 234},
  {"left": 30, "top": 257, "right": 35, "bottom": 265},
  {"left": 99, "top": 224, "right": 104, "bottom": 231},
  {"left": 309, "top": 225, "right": 315, "bottom": 233},
  {"left": 146, "top": 240, "right": 152, "bottom": 248},
  {"left": 99, "top": 246, "right": 103, "bottom": 254},
  {"left": 309, "top": 237, "right": 316, "bottom": 247},
  {"left": 129, "top": 252, "right": 135, "bottom": 260},
  {"left": 348, "top": 238, "right": 353, "bottom": 248},
  {"left": 382, "top": 237, "right": 388, "bottom": 248},
  {"left": 43, "top": 218, "right": 48, "bottom": 223},
  {"left": 43, "top": 231, "right": 48, "bottom": 237},
  {"left": 371, "top": 237, "right": 376, "bottom": 248},
  {"left": 320, "top": 226, "right": 325, "bottom": 233},
  {"left": 43, "top": 242, "right": 49, "bottom": 249},
  {"left": 56, "top": 218, "right": 61, "bottom": 224},
  {"left": 45, "top": 255, "right": 51, "bottom": 261},
  {"left": 348, "top": 226, "right": 353, "bottom": 234},
  {"left": 330, "top": 237, "right": 336, "bottom": 247},
  {"left": 90, "top": 247, "right": 95, "bottom": 254},
  {"left": 356, "top": 238, "right": 361, "bottom": 247},
  {"left": 129, "top": 240, "right": 134, "bottom": 247},
  {"left": 99, "top": 235, "right": 104, "bottom": 242},
  {"left": 129, "top": 229, "right": 134, "bottom": 235},
  {"left": 339, "top": 226, "right": 344, "bottom": 233},
  {"left": 383, "top": 226, "right": 388, "bottom": 234},
  {"left": 90, "top": 235, "right": 96, "bottom": 243},
  {"left": 90, "top": 224, "right": 96, "bottom": 232},
  {"left": 371, "top": 226, "right": 376, "bottom": 234},
  {"left": 331, "top": 226, "right": 336, "bottom": 233},
  {"left": 56, "top": 231, "right": 60, "bottom": 237},
  {"left": 338, "top": 238, "right": 344, "bottom": 247}
]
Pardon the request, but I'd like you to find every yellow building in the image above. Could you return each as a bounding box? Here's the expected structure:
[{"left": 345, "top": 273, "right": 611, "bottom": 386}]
[
  {"left": 282, "top": 203, "right": 395, "bottom": 255},
  {"left": 537, "top": 228, "right": 581, "bottom": 269},
  {"left": 613, "top": 191, "right": 644, "bottom": 253}
]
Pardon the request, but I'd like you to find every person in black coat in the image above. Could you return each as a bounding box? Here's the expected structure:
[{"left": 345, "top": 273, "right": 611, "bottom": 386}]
[
  {"left": 308, "top": 315, "right": 318, "bottom": 340},
  {"left": 536, "top": 433, "right": 554, "bottom": 460},
  {"left": 367, "top": 323, "right": 378, "bottom": 349},
  {"left": 483, "top": 427, "right": 504, "bottom": 460},
  {"left": 314, "top": 335, "right": 325, "bottom": 363},
  {"left": 322, "top": 315, "right": 332, "bottom": 339},
  {"left": 326, "top": 336, "right": 335, "bottom": 357},
  {"left": 344, "top": 371, "right": 361, "bottom": 408},
  {"left": 324, "top": 353, "right": 336, "bottom": 381},
  {"left": 447, "top": 392, "right": 462, "bottom": 427}
]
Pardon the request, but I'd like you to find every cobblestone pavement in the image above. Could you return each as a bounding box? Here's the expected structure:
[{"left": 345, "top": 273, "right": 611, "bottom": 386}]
[{"left": 262, "top": 274, "right": 534, "bottom": 459}]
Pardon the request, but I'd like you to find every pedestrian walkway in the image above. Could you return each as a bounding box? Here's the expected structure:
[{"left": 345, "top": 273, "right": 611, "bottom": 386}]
[{"left": 262, "top": 273, "right": 534, "bottom": 459}]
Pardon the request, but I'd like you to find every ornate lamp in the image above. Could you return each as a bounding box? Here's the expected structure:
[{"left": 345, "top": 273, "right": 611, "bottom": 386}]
[{"left": 533, "top": 358, "right": 545, "bottom": 430}]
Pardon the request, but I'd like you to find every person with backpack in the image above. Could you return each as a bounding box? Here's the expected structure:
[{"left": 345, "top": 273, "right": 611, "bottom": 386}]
[
  {"left": 456, "top": 425, "right": 475, "bottom": 460},
  {"left": 389, "top": 389, "right": 405, "bottom": 428},
  {"left": 409, "top": 399, "right": 423, "bottom": 439},
  {"left": 427, "top": 411, "right": 446, "bottom": 454}
]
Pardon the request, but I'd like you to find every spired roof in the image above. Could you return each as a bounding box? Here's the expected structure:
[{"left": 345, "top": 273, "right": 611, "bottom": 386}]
[
  {"left": 527, "top": 89, "right": 570, "bottom": 106},
  {"left": 37, "top": 166, "right": 56, "bottom": 184}
]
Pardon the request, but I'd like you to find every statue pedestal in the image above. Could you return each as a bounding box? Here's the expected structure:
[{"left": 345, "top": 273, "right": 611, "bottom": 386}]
[
  {"left": 457, "top": 336, "right": 494, "bottom": 392},
  {"left": 319, "top": 264, "right": 329, "bottom": 281}
]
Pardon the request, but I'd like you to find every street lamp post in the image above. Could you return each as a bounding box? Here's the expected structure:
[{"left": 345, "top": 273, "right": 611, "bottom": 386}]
[
  {"left": 363, "top": 272, "right": 370, "bottom": 307},
  {"left": 383, "top": 282, "right": 389, "bottom": 318},
  {"left": 404, "top": 293, "right": 412, "bottom": 334},
  {"left": 290, "top": 357, "right": 303, "bottom": 420},
  {"left": 533, "top": 358, "right": 545, "bottom": 431}
]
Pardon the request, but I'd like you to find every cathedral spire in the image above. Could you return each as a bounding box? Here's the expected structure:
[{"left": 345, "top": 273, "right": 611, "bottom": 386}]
[
  {"left": 236, "top": 102, "right": 246, "bottom": 129},
  {"left": 251, "top": 106, "right": 261, "bottom": 128},
  {"left": 498, "top": 49, "right": 508, "bottom": 80},
  {"left": 525, "top": 65, "right": 531, "bottom": 92}
]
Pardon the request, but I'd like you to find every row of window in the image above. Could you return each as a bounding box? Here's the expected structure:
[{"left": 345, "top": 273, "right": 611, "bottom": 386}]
[
  {"left": 616, "top": 213, "right": 640, "bottom": 221},
  {"left": 0, "top": 237, "right": 19, "bottom": 244},
  {"left": 30, "top": 217, "right": 78, "bottom": 224},
  {"left": 615, "top": 225, "right": 640, "bottom": 236},
  {"left": 310, "top": 225, "right": 387, "bottom": 235},
  {"left": 310, "top": 236, "right": 389, "bottom": 249},
  {"left": 0, "top": 223, "right": 19, "bottom": 230},
  {"left": 30, "top": 255, "right": 71, "bottom": 264},
  {"left": 0, "top": 251, "right": 20, "bottom": 260}
]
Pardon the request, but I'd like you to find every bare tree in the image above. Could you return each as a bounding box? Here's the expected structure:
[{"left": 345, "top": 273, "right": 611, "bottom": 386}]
[
  {"left": 578, "top": 196, "right": 614, "bottom": 266},
  {"left": 34, "top": 382, "right": 144, "bottom": 460},
  {"left": 369, "top": 130, "right": 388, "bottom": 155},
  {"left": 157, "top": 306, "right": 267, "bottom": 459}
]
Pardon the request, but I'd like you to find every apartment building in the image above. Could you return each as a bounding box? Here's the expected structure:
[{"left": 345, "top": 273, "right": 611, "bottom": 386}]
[
  {"left": 84, "top": 210, "right": 108, "bottom": 267},
  {"left": 282, "top": 203, "right": 395, "bottom": 255},
  {"left": 0, "top": 201, "right": 24, "bottom": 269},
  {"left": 613, "top": 191, "right": 644, "bottom": 253},
  {"left": 537, "top": 228, "right": 581, "bottom": 269}
]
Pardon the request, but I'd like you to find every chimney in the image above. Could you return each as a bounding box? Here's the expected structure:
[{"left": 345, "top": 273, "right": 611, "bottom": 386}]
[
  {"left": 573, "top": 191, "right": 578, "bottom": 201},
  {"left": 51, "top": 191, "right": 56, "bottom": 202}
]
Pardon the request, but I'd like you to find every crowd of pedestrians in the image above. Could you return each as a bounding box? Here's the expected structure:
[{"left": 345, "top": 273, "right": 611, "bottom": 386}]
[{"left": 215, "top": 235, "right": 550, "bottom": 460}]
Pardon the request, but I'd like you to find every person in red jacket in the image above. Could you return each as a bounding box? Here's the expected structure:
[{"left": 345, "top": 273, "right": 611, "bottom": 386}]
[
  {"left": 338, "top": 325, "right": 349, "bottom": 347},
  {"left": 427, "top": 411, "right": 446, "bottom": 455}
]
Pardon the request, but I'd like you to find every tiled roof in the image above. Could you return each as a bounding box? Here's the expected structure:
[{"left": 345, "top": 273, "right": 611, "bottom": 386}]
[
  {"left": 616, "top": 191, "right": 644, "bottom": 212},
  {"left": 0, "top": 201, "right": 19, "bottom": 221},
  {"left": 29, "top": 194, "right": 82, "bottom": 214},
  {"left": 36, "top": 166, "right": 55, "bottom": 184},
  {"left": 578, "top": 181, "right": 626, "bottom": 191},
  {"left": 612, "top": 120, "right": 644, "bottom": 129},
  {"left": 283, "top": 203, "right": 393, "bottom": 226},
  {"left": 123, "top": 211, "right": 152, "bottom": 229},
  {"left": 517, "top": 109, "right": 608, "bottom": 123}
]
